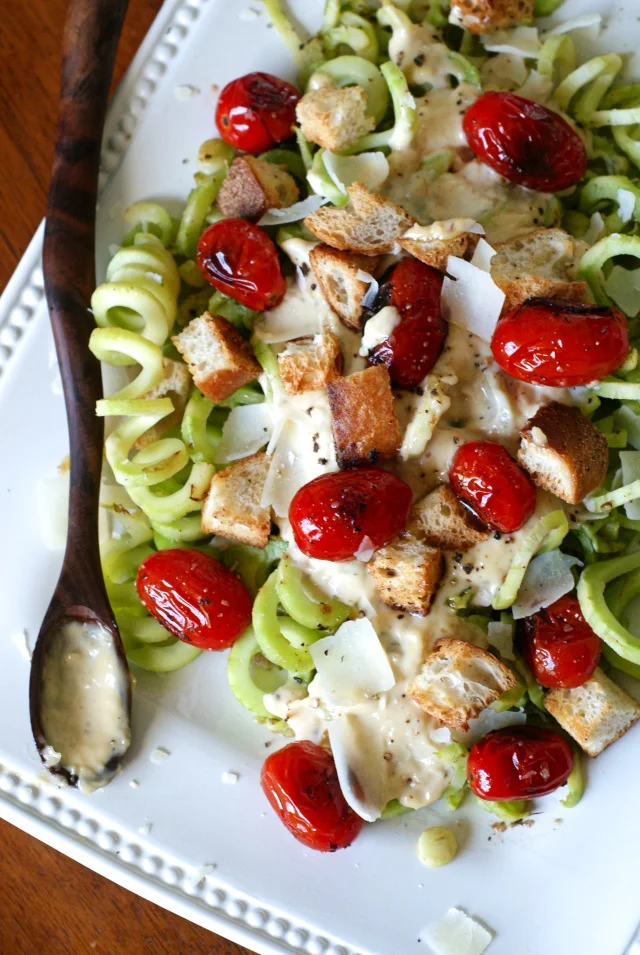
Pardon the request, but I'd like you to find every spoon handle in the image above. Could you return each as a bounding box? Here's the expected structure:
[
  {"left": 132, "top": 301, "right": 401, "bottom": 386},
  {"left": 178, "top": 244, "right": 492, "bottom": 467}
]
[{"left": 43, "top": 0, "right": 129, "bottom": 597}]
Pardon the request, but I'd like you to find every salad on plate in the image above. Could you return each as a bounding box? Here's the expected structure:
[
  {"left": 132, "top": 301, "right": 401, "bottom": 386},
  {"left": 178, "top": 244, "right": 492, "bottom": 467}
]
[{"left": 86, "top": 0, "right": 640, "bottom": 859}]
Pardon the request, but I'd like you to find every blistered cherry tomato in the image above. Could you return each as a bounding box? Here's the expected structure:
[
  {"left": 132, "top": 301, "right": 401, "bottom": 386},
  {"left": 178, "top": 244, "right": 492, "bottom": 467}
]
[
  {"left": 491, "top": 298, "right": 628, "bottom": 387},
  {"left": 449, "top": 441, "right": 536, "bottom": 533},
  {"left": 197, "top": 219, "right": 286, "bottom": 311},
  {"left": 367, "top": 258, "right": 447, "bottom": 389},
  {"left": 289, "top": 468, "right": 412, "bottom": 561},
  {"left": 463, "top": 91, "right": 587, "bottom": 192},
  {"left": 519, "top": 595, "right": 602, "bottom": 688},
  {"left": 215, "top": 71, "right": 299, "bottom": 153},
  {"left": 261, "top": 741, "right": 364, "bottom": 851},
  {"left": 136, "top": 549, "right": 252, "bottom": 650},
  {"left": 467, "top": 727, "right": 574, "bottom": 801}
]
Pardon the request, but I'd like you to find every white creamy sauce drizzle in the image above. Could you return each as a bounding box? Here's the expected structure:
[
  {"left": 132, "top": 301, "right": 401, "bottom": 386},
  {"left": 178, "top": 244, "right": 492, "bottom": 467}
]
[
  {"left": 40, "top": 620, "right": 130, "bottom": 792},
  {"left": 261, "top": 44, "right": 573, "bottom": 815}
]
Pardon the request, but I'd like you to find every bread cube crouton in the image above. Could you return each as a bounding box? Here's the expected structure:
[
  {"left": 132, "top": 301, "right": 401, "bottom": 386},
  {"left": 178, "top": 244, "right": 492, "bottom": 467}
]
[
  {"left": 295, "top": 85, "right": 375, "bottom": 152},
  {"left": 545, "top": 668, "right": 640, "bottom": 757},
  {"left": 409, "top": 638, "right": 519, "bottom": 731},
  {"left": 201, "top": 452, "right": 271, "bottom": 547},
  {"left": 409, "top": 485, "right": 489, "bottom": 551},
  {"left": 134, "top": 358, "right": 192, "bottom": 449},
  {"left": 216, "top": 156, "right": 299, "bottom": 221},
  {"left": 172, "top": 312, "right": 261, "bottom": 403},
  {"left": 327, "top": 365, "right": 401, "bottom": 468},
  {"left": 398, "top": 221, "right": 481, "bottom": 273},
  {"left": 368, "top": 532, "right": 444, "bottom": 615},
  {"left": 450, "top": 0, "right": 534, "bottom": 34},
  {"left": 518, "top": 402, "right": 608, "bottom": 505},
  {"left": 491, "top": 228, "right": 589, "bottom": 313},
  {"left": 277, "top": 329, "right": 343, "bottom": 395},
  {"left": 305, "top": 183, "right": 414, "bottom": 255},
  {"left": 309, "top": 245, "right": 381, "bottom": 331}
]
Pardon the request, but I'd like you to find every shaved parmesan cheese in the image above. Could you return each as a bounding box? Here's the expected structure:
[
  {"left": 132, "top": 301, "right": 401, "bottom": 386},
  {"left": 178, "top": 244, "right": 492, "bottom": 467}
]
[
  {"left": 254, "top": 279, "right": 321, "bottom": 343},
  {"left": 604, "top": 265, "right": 640, "bottom": 318},
  {"left": 547, "top": 14, "right": 602, "bottom": 38},
  {"left": 481, "top": 53, "right": 528, "bottom": 89},
  {"left": 321, "top": 150, "right": 389, "bottom": 195},
  {"left": 441, "top": 257, "right": 505, "bottom": 341},
  {"left": 400, "top": 373, "right": 457, "bottom": 460},
  {"left": 262, "top": 417, "right": 333, "bottom": 516},
  {"left": 421, "top": 908, "right": 493, "bottom": 955},
  {"left": 430, "top": 725, "right": 452, "bottom": 745},
  {"left": 620, "top": 450, "right": 640, "bottom": 520},
  {"left": 487, "top": 620, "right": 514, "bottom": 660},
  {"left": 214, "top": 404, "right": 273, "bottom": 463},
  {"left": 617, "top": 188, "right": 636, "bottom": 223},
  {"left": 309, "top": 618, "right": 395, "bottom": 706},
  {"left": 469, "top": 238, "right": 497, "bottom": 273},
  {"left": 403, "top": 219, "right": 484, "bottom": 243},
  {"left": 457, "top": 707, "right": 527, "bottom": 746},
  {"left": 328, "top": 713, "right": 386, "bottom": 821},
  {"left": 356, "top": 269, "right": 379, "bottom": 308},
  {"left": 354, "top": 536, "right": 375, "bottom": 562},
  {"left": 482, "top": 26, "right": 540, "bottom": 57},
  {"left": 615, "top": 405, "right": 640, "bottom": 450},
  {"left": 584, "top": 211, "right": 605, "bottom": 247},
  {"left": 37, "top": 469, "right": 70, "bottom": 550},
  {"left": 512, "top": 550, "right": 582, "bottom": 620},
  {"left": 11, "top": 629, "right": 32, "bottom": 662},
  {"left": 258, "top": 195, "right": 328, "bottom": 226},
  {"left": 359, "top": 305, "right": 401, "bottom": 356},
  {"left": 517, "top": 69, "right": 552, "bottom": 103}
]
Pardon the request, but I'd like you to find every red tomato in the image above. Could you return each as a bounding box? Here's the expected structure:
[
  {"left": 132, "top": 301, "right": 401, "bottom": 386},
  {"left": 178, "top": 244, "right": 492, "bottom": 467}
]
[
  {"left": 261, "top": 741, "right": 364, "bottom": 851},
  {"left": 467, "top": 727, "right": 574, "bottom": 800},
  {"left": 289, "top": 469, "right": 412, "bottom": 561},
  {"left": 367, "top": 258, "right": 447, "bottom": 389},
  {"left": 136, "top": 549, "right": 252, "bottom": 650},
  {"left": 197, "top": 219, "right": 286, "bottom": 311},
  {"left": 449, "top": 441, "right": 536, "bottom": 533},
  {"left": 491, "top": 298, "right": 629, "bottom": 387},
  {"left": 215, "top": 71, "right": 299, "bottom": 153},
  {"left": 463, "top": 91, "right": 587, "bottom": 192},
  {"left": 519, "top": 595, "right": 602, "bottom": 688}
]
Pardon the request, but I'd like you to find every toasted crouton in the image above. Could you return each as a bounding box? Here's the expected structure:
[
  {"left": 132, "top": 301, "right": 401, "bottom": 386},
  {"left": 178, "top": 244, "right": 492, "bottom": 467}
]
[
  {"left": 278, "top": 329, "right": 343, "bottom": 395},
  {"left": 450, "top": 0, "right": 534, "bottom": 34},
  {"left": 368, "top": 532, "right": 443, "bottom": 615},
  {"left": 327, "top": 365, "right": 401, "bottom": 467},
  {"left": 296, "top": 85, "right": 375, "bottom": 152},
  {"left": 201, "top": 452, "right": 270, "bottom": 547},
  {"left": 172, "top": 312, "right": 261, "bottom": 403},
  {"left": 216, "top": 156, "right": 299, "bottom": 221},
  {"left": 409, "top": 638, "right": 518, "bottom": 730},
  {"left": 491, "top": 228, "right": 589, "bottom": 313},
  {"left": 545, "top": 668, "right": 640, "bottom": 757},
  {"left": 309, "top": 245, "right": 381, "bottom": 331},
  {"left": 305, "top": 183, "right": 414, "bottom": 255},
  {"left": 398, "top": 221, "right": 482, "bottom": 272},
  {"left": 134, "top": 358, "right": 192, "bottom": 449},
  {"left": 409, "top": 485, "right": 489, "bottom": 551},
  {"left": 518, "top": 402, "right": 608, "bottom": 505}
]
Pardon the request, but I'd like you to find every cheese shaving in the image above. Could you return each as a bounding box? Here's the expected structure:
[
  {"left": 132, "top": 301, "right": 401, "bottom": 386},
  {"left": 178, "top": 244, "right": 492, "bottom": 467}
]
[{"left": 420, "top": 907, "right": 493, "bottom": 955}]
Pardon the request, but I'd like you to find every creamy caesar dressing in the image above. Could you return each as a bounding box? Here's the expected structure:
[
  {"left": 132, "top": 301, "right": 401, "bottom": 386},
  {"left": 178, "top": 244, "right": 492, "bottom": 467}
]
[
  {"left": 39, "top": 619, "right": 130, "bottom": 792},
  {"left": 387, "top": 18, "right": 455, "bottom": 89}
]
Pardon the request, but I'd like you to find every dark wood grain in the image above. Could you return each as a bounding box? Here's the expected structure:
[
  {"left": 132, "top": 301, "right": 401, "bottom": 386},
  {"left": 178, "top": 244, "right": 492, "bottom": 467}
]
[
  {"left": 0, "top": 1, "right": 253, "bottom": 951},
  {"left": 30, "top": 0, "right": 133, "bottom": 789}
]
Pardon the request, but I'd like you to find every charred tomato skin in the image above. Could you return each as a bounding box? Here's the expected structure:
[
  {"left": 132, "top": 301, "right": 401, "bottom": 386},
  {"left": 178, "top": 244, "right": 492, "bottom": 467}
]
[
  {"left": 367, "top": 257, "right": 447, "bottom": 389},
  {"left": 491, "top": 298, "right": 629, "bottom": 387},
  {"left": 215, "top": 71, "right": 299, "bottom": 153},
  {"left": 136, "top": 548, "right": 252, "bottom": 650},
  {"left": 196, "top": 219, "right": 286, "bottom": 311},
  {"left": 519, "top": 595, "right": 602, "bottom": 688},
  {"left": 449, "top": 440, "right": 536, "bottom": 533},
  {"left": 289, "top": 468, "right": 413, "bottom": 561},
  {"left": 463, "top": 91, "right": 587, "bottom": 192},
  {"left": 261, "top": 740, "right": 364, "bottom": 851},
  {"left": 467, "top": 727, "right": 574, "bottom": 800}
]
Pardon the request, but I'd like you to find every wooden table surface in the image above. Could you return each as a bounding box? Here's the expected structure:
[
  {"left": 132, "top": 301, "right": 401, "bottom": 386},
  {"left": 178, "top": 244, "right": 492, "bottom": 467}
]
[{"left": 0, "top": 2, "right": 252, "bottom": 952}]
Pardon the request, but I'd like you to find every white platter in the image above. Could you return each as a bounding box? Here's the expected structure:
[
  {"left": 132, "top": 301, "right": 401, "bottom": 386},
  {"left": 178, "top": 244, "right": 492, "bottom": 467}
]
[{"left": 2, "top": 1, "right": 640, "bottom": 953}]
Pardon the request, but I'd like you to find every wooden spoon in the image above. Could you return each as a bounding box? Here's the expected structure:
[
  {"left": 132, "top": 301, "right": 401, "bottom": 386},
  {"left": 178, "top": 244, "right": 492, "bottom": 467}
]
[{"left": 29, "top": 0, "right": 132, "bottom": 791}]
